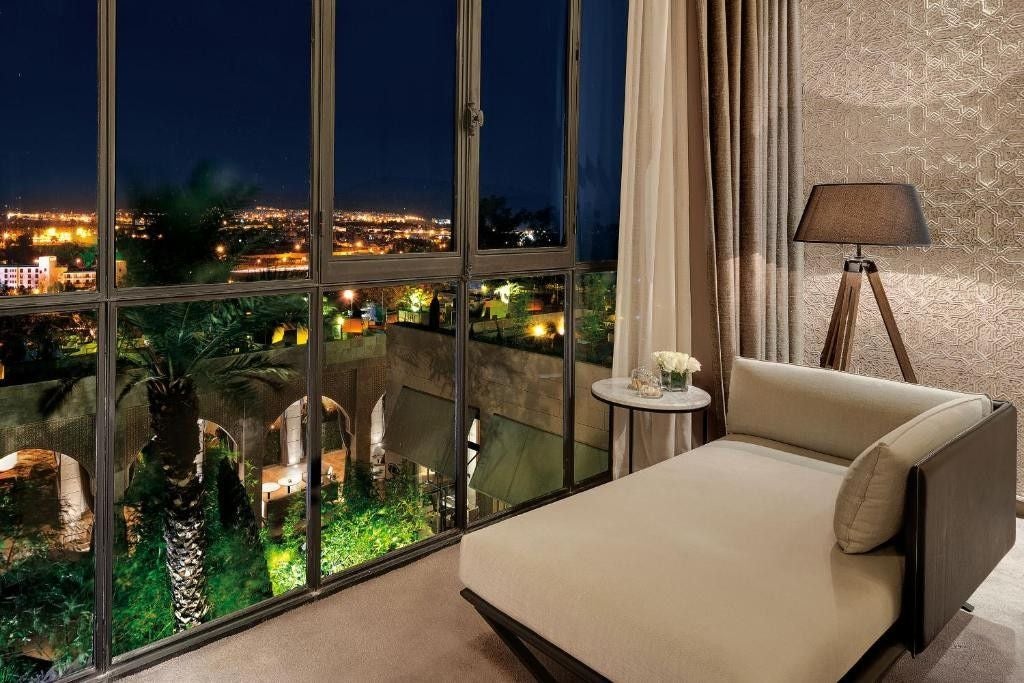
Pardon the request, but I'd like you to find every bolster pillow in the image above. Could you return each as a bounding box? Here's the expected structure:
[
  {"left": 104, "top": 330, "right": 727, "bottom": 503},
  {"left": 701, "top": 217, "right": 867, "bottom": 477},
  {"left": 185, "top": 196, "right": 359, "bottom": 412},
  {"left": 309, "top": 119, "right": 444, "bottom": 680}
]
[{"left": 833, "top": 394, "right": 992, "bottom": 553}]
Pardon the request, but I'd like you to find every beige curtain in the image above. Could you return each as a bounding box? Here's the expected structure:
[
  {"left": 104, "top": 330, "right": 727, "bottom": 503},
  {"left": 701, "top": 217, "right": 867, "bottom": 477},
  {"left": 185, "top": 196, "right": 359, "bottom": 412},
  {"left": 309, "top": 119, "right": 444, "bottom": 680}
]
[
  {"left": 696, "top": 0, "right": 804, "bottom": 435},
  {"left": 611, "top": 0, "right": 691, "bottom": 478}
]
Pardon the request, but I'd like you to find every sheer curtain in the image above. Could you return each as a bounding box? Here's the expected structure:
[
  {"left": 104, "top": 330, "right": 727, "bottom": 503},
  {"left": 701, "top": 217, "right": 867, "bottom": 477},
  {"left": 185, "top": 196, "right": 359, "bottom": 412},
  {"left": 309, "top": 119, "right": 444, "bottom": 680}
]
[
  {"left": 611, "top": 0, "right": 692, "bottom": 478},
  {"left": 611, "top": 0, "right": 804, "bottom": 475}
]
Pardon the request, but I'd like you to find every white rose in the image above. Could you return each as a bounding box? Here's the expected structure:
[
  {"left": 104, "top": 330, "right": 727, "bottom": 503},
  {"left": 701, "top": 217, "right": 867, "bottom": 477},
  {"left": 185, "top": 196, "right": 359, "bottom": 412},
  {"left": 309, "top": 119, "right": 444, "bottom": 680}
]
[
  {"left": 653, "top": 351, "right": 671, "bottom": 372},
  {"left": 666, "top": 353, "right": 676, "bottom": 372},
  {"left": 673, "top": 353, "right": 689, "bottom": 373},
  {"left": 686, "top": 356, "right": 702, "bottom": 373}
]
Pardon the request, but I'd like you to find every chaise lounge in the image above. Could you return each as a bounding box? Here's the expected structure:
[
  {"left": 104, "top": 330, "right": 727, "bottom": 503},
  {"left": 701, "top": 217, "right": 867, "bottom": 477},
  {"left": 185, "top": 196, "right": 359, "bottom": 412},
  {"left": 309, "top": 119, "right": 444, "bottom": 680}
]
[{"left": 460, "top": 358, "right": 1018, "bottom": 681}]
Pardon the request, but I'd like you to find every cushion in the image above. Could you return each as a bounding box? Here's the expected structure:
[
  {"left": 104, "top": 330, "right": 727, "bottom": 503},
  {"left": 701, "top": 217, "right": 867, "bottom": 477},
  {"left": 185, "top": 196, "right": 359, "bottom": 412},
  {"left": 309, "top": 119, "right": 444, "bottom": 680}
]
[
  {"left": 834, "top": 394, "right": 992, "bottom": 553},
  {"left": 727, "top": 357, "right": 967, "bottom": 461},
  {"left": 460, "top": 442, "right": 905, "bottom": 682}
]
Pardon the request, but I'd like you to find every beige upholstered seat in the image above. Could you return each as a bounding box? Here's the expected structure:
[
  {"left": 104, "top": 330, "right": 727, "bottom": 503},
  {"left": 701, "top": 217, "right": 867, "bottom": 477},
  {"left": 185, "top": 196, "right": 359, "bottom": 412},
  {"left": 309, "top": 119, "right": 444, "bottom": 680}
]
[
  {"left": 460, "top": 442, "right": 904, "bottom": 682},
  {"left": 461, "top": 360, "right": 991, "bottom": 680}
]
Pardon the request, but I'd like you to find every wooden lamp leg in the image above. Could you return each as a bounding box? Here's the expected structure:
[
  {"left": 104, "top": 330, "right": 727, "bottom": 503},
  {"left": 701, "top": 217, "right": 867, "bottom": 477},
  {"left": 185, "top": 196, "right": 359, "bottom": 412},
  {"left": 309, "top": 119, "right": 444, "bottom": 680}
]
[
  {"left": 820, "top": 269, "right": 849, "bottom": 368},
  {"left": 820, "top": 261, "right": 864, "bottom": 372},
  {"left": 865, "top": 262, "right": 917, "bottom": 383}
]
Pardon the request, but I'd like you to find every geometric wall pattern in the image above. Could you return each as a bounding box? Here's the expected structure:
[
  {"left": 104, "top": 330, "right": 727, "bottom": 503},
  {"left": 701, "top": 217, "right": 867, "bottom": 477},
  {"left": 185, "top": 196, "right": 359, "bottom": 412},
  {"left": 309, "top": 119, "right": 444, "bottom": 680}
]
[{"left": 800, "top": 0, "right": 1024, "bottom": 496}]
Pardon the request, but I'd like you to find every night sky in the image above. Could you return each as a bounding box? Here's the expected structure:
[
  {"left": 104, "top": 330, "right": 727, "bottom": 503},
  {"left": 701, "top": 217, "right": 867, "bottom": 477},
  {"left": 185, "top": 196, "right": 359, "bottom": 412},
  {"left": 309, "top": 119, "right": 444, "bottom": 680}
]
[
  {"left": 116, "top": 0, "right": 311, "bottom": 210},
  {"left": 335, "top": 0, "right": 455, "bottom": 218},
  {"left": 481, "top": 0, "right": 567, "bottom": 227},
  {"left": 1, "top": 0, "right": 626, "bottom": 229},
  {"left": 0, "top": 2, "right": 97, "bottom": 211}
]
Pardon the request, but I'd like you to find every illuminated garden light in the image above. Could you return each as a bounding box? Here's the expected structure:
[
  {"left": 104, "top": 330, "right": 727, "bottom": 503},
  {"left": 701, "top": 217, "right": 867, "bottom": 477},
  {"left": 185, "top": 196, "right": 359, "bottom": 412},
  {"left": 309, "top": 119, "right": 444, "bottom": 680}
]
[{"left": 531, "top": 323, "right": 547, "bottom": 338}]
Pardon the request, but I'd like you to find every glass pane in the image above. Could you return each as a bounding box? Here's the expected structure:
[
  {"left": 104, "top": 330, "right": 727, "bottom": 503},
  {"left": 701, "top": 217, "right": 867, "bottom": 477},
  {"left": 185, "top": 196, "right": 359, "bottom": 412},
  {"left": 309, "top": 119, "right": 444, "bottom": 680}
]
[
  {"left": 468, "top": 276, "right": 566, "bottom": 520},
  {"left": 113, "top": 295, "right": 309, "bottom": 656},
  {"left": 333, "top": 2, "right": 456, "bottom": 257},
  {"left": 577, "top": 0, "right": 628, "bottom": 262},
  {"left": 479, "top": 0, "right": 567, "bottom": 250},
  {"left": 0, "top": 311, "right": 97, "bottom": 678},
  {"left": 116, "top": 1, "right": 311, "bottom": 287},
  {"left": 320, "top": 284, "right": 456, "bottom": 577},
  {"left": 0, "top": 3, "right": 97, "bottom": 296},
  {"left": 574, "top": 271, "right": 616, "bottom": 482}
]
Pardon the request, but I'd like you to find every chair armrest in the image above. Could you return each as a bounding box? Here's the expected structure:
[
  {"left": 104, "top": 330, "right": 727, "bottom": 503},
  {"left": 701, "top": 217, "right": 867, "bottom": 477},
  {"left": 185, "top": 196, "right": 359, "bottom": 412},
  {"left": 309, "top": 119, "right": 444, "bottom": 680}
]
[{"left": 903, "top": 400, "right": 1017, "bottom": 653}]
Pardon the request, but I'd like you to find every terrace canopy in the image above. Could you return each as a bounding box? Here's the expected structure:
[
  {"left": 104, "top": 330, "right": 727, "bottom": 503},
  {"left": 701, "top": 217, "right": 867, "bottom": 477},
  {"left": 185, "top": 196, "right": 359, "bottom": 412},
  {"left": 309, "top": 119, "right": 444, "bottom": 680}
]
[
  {"left": 469, "top": 414, "right": 608, "bottom": 506},
  {"left": 385, "top": 387, "right": 462, "bottom": 479}
]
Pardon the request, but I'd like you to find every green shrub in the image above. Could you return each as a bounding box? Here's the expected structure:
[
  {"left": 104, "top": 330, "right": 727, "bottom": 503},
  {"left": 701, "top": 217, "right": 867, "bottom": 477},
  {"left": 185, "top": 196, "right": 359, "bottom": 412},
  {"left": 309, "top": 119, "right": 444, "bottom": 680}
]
[{"left": 320, "top": 459, "right": 431, "bottom": 576}]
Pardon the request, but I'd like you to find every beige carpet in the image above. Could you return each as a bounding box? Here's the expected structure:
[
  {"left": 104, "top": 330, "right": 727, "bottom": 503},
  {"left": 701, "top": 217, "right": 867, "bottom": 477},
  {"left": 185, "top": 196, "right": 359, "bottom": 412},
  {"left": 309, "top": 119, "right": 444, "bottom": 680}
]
[{"left": 127, "top": 519, "right": 1024, "bottom": 682}]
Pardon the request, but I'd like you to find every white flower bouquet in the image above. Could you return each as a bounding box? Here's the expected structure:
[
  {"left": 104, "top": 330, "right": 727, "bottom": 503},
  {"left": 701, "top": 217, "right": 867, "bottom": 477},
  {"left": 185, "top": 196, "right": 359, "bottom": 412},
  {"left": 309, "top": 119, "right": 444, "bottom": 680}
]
[{"left": 652, "top": 351, "right": 701, "bottom": 391}]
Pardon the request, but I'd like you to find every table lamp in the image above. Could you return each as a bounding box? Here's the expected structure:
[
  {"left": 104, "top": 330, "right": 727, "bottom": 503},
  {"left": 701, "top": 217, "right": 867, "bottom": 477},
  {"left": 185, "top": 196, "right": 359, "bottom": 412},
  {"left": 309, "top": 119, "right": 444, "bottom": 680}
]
[{"left": 794, "top": 183, "right": 930, "bottom": 383}]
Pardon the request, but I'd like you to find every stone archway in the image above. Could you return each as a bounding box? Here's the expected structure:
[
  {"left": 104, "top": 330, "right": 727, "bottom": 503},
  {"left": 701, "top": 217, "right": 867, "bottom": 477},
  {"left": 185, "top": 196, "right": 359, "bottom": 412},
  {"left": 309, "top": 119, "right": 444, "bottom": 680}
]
[
  {"left": 257, "top": 397, "right": 354, "bottom": 519},
  {"left": 0, "top": 448, "right": 94, "bottom": 554}
]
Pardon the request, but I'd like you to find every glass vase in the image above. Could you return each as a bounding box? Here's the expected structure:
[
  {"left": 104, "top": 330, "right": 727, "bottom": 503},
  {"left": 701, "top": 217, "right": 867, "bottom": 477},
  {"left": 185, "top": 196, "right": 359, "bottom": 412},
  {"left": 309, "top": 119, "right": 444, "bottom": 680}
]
[{"left": 660, "top": 369, "right": 690, "bottom": 392}]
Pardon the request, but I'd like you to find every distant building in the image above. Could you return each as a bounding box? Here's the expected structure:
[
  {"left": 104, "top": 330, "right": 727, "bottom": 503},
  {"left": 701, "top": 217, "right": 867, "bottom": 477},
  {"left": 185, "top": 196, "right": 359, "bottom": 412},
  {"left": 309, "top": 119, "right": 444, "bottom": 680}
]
[
  {"left": 61, "top": 270, "right": 96, "bottom": 290},
  {"left": 0, "top": 256, "right": 126, "bottom": 292},
  {"left": 0, "top": 256, "right": 61, "bottom": 292}
]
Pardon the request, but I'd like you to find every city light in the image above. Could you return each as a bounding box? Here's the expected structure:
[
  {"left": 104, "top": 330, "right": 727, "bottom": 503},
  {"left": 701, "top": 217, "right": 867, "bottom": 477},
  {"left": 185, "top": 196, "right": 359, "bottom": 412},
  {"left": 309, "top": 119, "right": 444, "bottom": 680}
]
[{"left": 2, "top": 204, "right": 456, "bottom": 295}]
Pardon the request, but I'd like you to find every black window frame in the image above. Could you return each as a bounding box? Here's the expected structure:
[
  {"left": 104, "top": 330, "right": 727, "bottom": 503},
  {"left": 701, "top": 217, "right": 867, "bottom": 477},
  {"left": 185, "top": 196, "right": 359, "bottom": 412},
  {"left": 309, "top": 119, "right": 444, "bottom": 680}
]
[{"left": 0, "top": 0, "right": 624, "bottom": 678}]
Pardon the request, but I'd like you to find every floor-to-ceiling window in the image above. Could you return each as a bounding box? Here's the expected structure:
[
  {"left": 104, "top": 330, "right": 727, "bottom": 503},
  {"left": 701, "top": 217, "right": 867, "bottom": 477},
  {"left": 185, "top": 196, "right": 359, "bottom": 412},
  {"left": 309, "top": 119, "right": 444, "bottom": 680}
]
[{"left": 0, "top": 0, "right": 627, "bottom": 678}]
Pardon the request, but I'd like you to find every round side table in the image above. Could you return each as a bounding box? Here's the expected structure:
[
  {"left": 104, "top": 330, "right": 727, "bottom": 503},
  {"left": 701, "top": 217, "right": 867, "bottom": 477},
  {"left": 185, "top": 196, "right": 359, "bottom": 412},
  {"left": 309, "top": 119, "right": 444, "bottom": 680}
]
[{"left": 591, "top": 377, "right": 712, "bottom": 474}]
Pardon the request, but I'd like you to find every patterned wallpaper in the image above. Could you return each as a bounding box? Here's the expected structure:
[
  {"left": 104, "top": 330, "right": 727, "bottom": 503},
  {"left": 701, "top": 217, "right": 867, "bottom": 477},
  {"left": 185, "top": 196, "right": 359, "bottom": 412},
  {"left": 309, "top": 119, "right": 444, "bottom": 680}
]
[{"left": 799, "top": 0, "right": 1024, "bottom": 497}]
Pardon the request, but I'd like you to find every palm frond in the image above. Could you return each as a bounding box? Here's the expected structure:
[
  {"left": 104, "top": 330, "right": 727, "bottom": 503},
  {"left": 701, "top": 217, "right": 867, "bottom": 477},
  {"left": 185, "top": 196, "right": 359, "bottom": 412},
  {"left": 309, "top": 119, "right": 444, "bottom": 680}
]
[
  {"left": 115, "top": 373, "right": 155, "bottom": 406},
  {"left": 193, "top": 352, "right": 299, "bottom": 409}
]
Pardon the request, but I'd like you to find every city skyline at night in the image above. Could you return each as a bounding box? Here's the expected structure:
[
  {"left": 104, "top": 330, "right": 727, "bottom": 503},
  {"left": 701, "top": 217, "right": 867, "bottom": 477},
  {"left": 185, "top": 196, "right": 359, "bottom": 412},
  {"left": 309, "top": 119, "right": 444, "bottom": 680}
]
[{"left": 1, "top": 0, "right": 626, "bottom": 287}]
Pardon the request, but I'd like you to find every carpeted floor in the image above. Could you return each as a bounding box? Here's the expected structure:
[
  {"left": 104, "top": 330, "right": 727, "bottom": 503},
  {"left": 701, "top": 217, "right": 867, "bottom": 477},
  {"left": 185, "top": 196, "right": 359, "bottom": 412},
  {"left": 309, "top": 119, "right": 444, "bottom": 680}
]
[{"left": 127, "top": 518, "right": 1024, "bottom": 682}]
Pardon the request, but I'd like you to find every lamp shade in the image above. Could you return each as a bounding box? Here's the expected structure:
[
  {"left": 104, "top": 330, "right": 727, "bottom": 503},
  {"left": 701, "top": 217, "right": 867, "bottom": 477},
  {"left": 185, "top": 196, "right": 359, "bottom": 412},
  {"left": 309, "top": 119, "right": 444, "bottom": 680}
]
[{"left": 794, "top": 183, "right": 930, "bottom": 246}]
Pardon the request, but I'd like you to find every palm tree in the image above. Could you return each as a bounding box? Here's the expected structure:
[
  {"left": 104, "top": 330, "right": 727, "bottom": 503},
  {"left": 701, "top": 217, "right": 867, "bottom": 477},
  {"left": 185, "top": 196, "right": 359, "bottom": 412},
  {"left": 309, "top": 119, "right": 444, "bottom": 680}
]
[
  {"left": 42, "top": 297, "right": 303, "bottom": 631},
  {"left": 115, "top": 299, "right": 300, "bottom": 630}
]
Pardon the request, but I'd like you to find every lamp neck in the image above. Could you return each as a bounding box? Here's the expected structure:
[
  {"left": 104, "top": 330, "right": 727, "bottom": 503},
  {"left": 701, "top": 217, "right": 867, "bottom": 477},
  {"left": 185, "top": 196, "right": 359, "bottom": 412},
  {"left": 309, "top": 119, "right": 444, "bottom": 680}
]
[{"left": 848, "top": 243, "right": 873, "bottom": 264}]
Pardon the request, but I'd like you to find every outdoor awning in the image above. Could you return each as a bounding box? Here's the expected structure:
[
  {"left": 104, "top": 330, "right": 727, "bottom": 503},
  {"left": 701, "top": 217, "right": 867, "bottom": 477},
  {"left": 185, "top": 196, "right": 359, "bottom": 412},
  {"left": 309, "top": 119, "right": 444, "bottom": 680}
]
[
  {"left": 469, "top": 414, "right": 609, "bottom": 506},
  {"left": 385, "top": 387, "right": 456, "bottom": 478}
]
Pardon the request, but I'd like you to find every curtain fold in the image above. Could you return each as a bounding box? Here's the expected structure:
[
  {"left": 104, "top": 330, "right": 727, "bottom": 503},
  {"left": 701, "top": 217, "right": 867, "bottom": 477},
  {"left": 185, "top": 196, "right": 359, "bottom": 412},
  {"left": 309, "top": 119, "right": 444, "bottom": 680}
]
[
  {"left": 696, "top": 0, "right": 804, "bottom": 436},
  {"left": 611, "top": 0, "right": 691, "bottom": 478}
]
